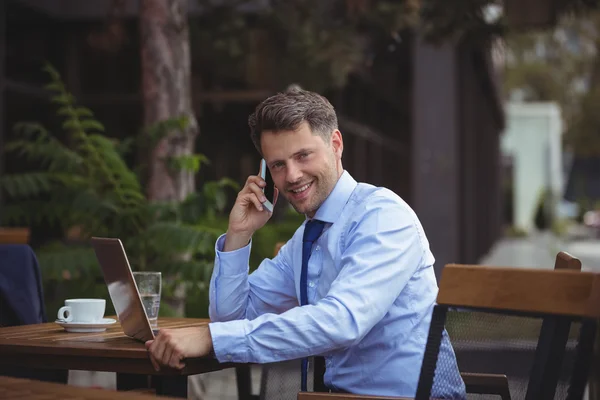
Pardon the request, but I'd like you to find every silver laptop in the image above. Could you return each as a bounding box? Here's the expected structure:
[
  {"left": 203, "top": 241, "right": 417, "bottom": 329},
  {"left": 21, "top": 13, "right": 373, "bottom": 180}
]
[{"left": 91, "top": 237, "right": 156, "bottom": 342}]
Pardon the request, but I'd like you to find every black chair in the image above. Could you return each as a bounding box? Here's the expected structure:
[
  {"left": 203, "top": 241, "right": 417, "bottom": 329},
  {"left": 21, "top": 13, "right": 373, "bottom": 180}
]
[
  {"left": 0, "top": 244, "right": 68, "bottom": 384},
  {"left": 299, "top": 264, "right": 600, "bottom": 400},
  {"left": 415, "top": 264, "right": 597, "bottom": 400}
]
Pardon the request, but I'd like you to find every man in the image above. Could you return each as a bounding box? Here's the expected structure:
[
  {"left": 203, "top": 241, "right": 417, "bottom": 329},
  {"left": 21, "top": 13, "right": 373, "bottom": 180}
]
[{"left": 146, "top": 88, "right": 466, "bottom": 398}]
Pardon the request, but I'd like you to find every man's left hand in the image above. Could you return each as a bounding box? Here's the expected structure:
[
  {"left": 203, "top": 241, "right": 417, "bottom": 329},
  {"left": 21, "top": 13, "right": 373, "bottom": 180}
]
[{"left": 145, "top": 326, "right": 213, "bottom": 371}]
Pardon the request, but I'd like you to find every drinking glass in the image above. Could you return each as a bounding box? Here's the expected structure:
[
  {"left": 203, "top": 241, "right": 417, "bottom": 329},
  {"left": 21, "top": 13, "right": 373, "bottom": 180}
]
[{"left": 133, "top": 271, "right": 161, "bottom": 328}]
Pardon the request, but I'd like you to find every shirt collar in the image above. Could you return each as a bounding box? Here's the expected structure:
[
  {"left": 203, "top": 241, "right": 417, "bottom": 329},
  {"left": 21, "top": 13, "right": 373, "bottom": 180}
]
[{"left": 310, "top": 170, "right": 357, "bottom": 224}]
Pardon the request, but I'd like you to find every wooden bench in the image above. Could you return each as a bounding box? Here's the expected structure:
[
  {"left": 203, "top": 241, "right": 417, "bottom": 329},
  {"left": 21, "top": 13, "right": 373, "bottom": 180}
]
[
  {"left": 0, "top": 227, "right": 30, "bottom": 244},
  {"left": 0, "top": 376, "right": 179, "bottom": 400}
]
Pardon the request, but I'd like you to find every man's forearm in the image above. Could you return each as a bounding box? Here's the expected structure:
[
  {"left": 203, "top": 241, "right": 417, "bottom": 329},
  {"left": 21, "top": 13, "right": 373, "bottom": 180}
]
[
  {"left": 209, "top": 234, "right": 252, "bottom": 322},
  {"left": 209, "top": 274, "right": 250, "bottom": 322},
  {"left": 208, "top": 297, "right": 360, "bottom": 365}
]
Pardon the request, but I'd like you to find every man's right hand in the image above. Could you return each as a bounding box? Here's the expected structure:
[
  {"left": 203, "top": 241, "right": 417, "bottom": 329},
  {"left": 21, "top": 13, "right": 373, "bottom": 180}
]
[{"left": 224, "top": 174, "right": 278, "bottom": 252}]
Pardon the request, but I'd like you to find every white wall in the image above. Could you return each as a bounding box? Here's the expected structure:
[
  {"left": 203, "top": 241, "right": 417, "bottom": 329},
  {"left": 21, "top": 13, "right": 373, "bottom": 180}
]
[{"left": 502, "top": 102, "right": 563, "bottom": 232}]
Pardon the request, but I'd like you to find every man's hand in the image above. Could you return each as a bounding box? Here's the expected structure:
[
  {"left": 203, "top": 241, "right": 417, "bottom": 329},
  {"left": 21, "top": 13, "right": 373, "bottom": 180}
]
[
  {"left": 145, "top": 326, "right": 213, "bottom": 371},
  {"left": 224, "top": 167, "right": 279, "bottom": 252}
]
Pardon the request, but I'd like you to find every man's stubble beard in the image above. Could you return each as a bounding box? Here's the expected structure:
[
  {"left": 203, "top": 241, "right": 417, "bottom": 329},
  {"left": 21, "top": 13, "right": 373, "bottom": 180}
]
[{"left": 289, "top": 153, "right": 339, "bottom": 216}]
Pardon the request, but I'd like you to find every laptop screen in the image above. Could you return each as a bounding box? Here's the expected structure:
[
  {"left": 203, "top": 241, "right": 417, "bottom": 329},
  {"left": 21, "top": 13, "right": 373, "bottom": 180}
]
[{"left": 91, "top": 237, "right": 155, "bottom": 342}]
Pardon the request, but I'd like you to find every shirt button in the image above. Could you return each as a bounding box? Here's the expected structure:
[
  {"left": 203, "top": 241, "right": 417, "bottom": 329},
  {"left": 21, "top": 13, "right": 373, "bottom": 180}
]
[
  {"left": 315, "top": 246, "right": 320, "bottom": 252},
  {"left": 308, "top": 281, "right": 315, "bottom": 288}
]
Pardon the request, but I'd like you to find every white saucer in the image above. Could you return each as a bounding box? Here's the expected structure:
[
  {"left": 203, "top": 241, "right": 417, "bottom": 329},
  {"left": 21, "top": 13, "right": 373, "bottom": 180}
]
[{"left": 55, "top": 318, "right": 117, "bottom": 333}]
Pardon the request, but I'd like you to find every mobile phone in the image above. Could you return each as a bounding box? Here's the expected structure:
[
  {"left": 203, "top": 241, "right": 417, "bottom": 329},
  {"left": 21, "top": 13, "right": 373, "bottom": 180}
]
[{"left": 259, "top": 159, "right": 275, "bottom": 212}]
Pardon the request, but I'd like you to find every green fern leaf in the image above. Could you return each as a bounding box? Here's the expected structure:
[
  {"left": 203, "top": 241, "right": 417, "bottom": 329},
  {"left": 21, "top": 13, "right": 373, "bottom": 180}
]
[
  {"left": 147, "top": 201, "right": 180, "bottom": 221},
  {"left": 80, "top": 119, "right": 105, "bottom": 132},
  {"left": 175, "top": 115, "right": 190, "bottom": 130},
  {"left": 144, "top": 115, "right": 190, "bottom": 146},
  {"left": 142, "top": 222, "right": 217, "bottom": 254},
  {"left": 117, "top": 189, "right": 146, "bottom": 205},
  {"left": 115, "top": 137, "right": 134, "bottom": 157},
  {"left": 62, "top": 118, "right": 81, "bottom": 131},
  {"left": 86, "top": 133, "right": 119, "bottom": 152},
  {"left": 36, "top": 243, "right": 100, "bottom": 280},
  {"left": 44, "top": 82, "right": 64, "bottom": 92},
  {"left": 88, "top": 134, "right": 140, "bottom": 184},
  {"left": 1, "top": 199, "right": 71, "bottom": 227},
  {"left": 12, "top": 122, "right": 49, "bottom": 140},
  {"left": 51, "top": 174, "right": 87, "bottom": 188},
  {"left": 42, "top": 63, "right": 62, "bottom": 81},
  {"left": 214, "top": 177, "right": 240, "bottom": 190},
  {"left": 169, "top": 154, "right": 210, "bottom": 173},
  {"left": 0, "top": 172, "right": 54, "bottom": 198},
  {"left": 75, "top": 107, "right": 94, "bottom": 117},
  {"left": 86, "top": 134, "right": 141, "bottom": 192},
  {"left": 52, "top": 93, "right": 75, "bottom": 105},
  {"left": 57, "top": 106, "right": 77, "bottom": 117},
  {"left": 71, "top": 189, "right": 120, "bottom": 216},
  {"left": 1, "top": 202, "right": 44, "bottom": 226},
  {"left": 5, "top": 136, "right": 84, "bottom": 172}
]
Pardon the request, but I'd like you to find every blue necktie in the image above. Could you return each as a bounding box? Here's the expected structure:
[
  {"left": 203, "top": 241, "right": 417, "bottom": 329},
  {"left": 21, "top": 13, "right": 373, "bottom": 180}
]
[{"left": 300, "top": 219, "right": 325, "bottom": 392}]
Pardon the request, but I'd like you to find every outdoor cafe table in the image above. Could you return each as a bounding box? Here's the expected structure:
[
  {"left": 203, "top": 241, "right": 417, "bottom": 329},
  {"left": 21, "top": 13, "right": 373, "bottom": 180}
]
[{"left": 0, "top": 317, "right": 241, "bottom": 398}]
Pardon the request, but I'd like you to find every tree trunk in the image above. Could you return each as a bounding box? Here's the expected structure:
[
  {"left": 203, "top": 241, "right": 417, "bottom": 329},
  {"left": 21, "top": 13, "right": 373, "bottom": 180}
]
[{"left": 140, "top": 0, "right": 198, "bottom": 202}]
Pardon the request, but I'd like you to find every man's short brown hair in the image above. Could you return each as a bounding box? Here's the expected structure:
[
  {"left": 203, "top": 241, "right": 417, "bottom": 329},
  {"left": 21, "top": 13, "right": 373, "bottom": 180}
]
[{"left": 248, "top": 87, "right": 338, "bottom": 154}]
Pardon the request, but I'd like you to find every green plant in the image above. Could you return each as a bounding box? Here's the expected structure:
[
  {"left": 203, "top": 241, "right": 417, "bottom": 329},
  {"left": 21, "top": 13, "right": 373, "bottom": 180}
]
[
  {"left": 534, "top": 187, "right": 555, "bottom": 231},
  {"left": 180, "top": 205, "right": 305, "bottom": 318},
  {"left": 1, "top": 64, "right": 314, "bottom": 319},
  {"left": 551, "top": 218, "right": 573, "bottom": 237},
  {"left": 249, "top": 206, "right": 305, "bottom": 269},
  {"left": 0, "top": 64, "right": 238, "bottom": 317},
  {"left": 505, "top": 225, "right": 528, "bottom": 238}
]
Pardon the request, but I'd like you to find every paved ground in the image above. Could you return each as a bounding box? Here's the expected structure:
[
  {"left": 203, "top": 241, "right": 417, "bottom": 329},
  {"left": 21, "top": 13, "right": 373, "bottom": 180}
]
[
  {"left": 480, "top": 229, "right": 600, "bottom": 272},
  {"left": 69, "top": 227, "right": 600, "bottom": 399}
]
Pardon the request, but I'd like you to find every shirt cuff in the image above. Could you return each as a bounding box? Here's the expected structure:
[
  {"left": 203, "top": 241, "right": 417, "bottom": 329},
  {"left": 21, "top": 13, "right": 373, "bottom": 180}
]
[
  {"left": 209, "top": 319, "right": 250, "bottom": 363},
  {"left": 214, "top": 233, "right": 252, "bottom": 276}
]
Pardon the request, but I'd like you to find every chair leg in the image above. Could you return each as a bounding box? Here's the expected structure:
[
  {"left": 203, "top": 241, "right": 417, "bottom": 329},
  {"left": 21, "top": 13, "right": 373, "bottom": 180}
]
[
  {"left": 313, "top": 357, "right": 328, "bottom": 392},
  {"left": 116, "top": 373, "right": 150, "bottom": 391},
  {"left": 236, "top": 365, "right": 259, "bottom": 400},
  {"left": 154, "top": 375, "right": 188, "bottom": 398}
]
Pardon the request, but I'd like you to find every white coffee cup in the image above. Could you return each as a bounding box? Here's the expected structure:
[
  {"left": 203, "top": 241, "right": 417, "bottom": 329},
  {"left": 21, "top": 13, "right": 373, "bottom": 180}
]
[{"left": 57, "top": 299, "right": 106, "bottom": 323}]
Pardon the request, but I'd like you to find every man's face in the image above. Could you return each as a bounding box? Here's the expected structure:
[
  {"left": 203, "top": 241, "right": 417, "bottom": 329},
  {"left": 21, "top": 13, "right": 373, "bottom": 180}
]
[{"left": 261, "top": 122, "right": 343, "bottom": 217}]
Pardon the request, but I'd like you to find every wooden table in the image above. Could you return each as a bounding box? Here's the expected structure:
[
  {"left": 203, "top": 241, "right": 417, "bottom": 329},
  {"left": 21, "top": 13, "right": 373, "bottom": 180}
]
[
  {"left": 0, "top": 376, "right": 180, "bottom": 400},
  {"left": 0, "top": 317, "right": 239, "bottom": 397}
]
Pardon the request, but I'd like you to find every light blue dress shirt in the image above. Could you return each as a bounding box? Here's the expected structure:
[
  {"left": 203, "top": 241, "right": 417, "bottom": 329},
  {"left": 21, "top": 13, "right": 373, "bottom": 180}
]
[{"left": 208, "top": 171, "right": 466, "bottom": 398}]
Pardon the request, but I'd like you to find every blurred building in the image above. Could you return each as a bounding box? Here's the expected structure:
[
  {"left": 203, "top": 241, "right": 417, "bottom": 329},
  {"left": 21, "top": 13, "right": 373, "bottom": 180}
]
[{"left": 0, "top": 0, "right": 507, "bottom": 279}]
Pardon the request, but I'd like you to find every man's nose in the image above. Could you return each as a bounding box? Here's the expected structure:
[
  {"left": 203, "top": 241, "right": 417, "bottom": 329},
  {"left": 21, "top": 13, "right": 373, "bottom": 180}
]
[{"left": 286, "top": 163, "right": 303, "bottom": 183}]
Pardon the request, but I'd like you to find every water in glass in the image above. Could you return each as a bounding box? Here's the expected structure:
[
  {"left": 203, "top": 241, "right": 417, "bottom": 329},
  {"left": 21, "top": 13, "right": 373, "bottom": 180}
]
[{"left": 133, "top": 272, "right": 161, "bottom": 328}]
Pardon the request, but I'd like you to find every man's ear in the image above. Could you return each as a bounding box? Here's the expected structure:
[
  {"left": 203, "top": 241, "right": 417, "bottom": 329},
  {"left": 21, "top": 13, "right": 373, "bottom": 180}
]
[{"left": 331, "top": 130, "right": 343, "bottom": 159}]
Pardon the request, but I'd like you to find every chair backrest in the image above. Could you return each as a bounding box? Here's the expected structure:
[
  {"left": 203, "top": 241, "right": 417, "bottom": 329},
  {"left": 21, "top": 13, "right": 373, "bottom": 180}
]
[
  {"left": 0, "top": 228, "right": 30, "bottom": 244},
  {"left": 448, "top": 251, "right": 583, "bottom": 399},
  {"left": 417, "top": 265, "right": 600, "bottom": 400},
  {"left": 0, "top": 244, "right": 68, "bottom": 384},
  {"left": 554, "top": 251, "right": 582, "bottom": 271}
]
